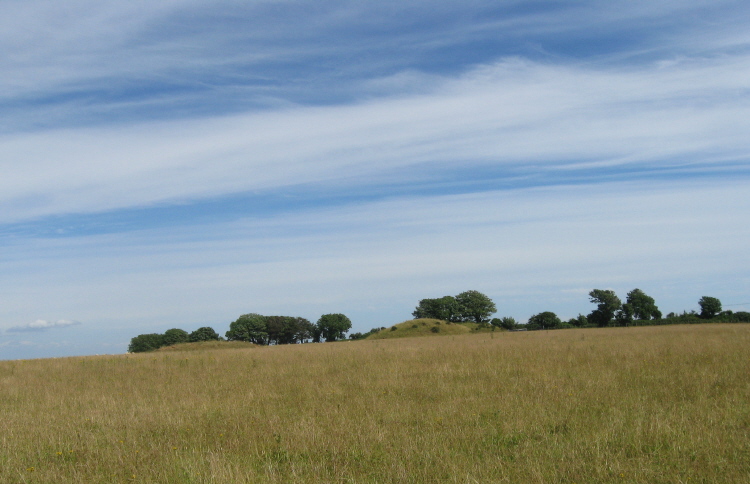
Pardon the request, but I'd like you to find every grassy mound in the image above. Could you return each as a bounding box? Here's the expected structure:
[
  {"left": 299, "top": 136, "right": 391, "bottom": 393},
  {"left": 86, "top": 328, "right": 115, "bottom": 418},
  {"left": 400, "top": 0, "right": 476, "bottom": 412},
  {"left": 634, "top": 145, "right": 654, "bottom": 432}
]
[
  {"left": 155, "top": 340, "right": 257, "bottom": 352},
  {"left": 366, "top": 318, "right": 473, "bottom": 339}
]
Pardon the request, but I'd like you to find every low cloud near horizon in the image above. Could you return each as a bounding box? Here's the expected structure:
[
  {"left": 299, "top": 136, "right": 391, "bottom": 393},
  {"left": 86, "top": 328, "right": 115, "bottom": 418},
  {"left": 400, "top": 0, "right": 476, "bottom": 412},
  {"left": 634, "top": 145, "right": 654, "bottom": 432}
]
[{"left": 6, "top": 319, "right": 81, "bottom": 333}]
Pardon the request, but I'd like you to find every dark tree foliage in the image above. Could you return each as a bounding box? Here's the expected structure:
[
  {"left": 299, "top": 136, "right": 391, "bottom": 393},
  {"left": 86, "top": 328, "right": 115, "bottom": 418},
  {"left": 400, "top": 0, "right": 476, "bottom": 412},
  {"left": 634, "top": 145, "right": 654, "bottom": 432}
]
[
  {"left": 587, "top": 289, "right": 622, "bottom": 327},
  {"left": 226, "top": 314, "right": 314, "bottom": 345},
  {"left": 527, "top": 311, "right": 561, "bottom": 330},
  {"left": 162, "top": 328, "right": 189, "bottom": 346},
  {"left": 188, "top": 326, "right": 220, "bottom": 342},
  {"left": 412, "top": 290, "right": 496, "bottom": 324},
  {"left": 625, "top": 288, "right": 661, "bottom": 321},
  {"left": 698, "top": 296, "right": 722, "bottom": 319},
  {"left": 615, "top": 303, "right": 634, "bottom": 326},
  {"left": 412, "top": 296, "right": 461, "bottom": 322},
  {"left": 128, "top": 333, "right": 165, "bottom": 353},
  {"left": 266, "top": 316, "right": 315, "bottom": 345},
  {"left": 349, "top": 327, "right": 386, "bottom": 340},
  {"left": 456, "top": 290, "right": 497, "bottom": 324},
  {"left": 316, "top": 313, "right": 352, "bottom": 342},
  {"left": 490, "top": 317, "right": 517, "bottom": 330},
  {"left": 226, "top": 313, "right": 268, "bottom": 344},
  {"left": 567, "top": 314, "right": 588, "bottom": 327}
]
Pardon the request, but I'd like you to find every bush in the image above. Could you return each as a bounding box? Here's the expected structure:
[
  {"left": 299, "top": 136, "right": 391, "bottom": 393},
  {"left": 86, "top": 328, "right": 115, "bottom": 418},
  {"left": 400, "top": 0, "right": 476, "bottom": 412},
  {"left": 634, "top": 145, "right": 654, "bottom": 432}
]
[
  {"left": 162, "top": 328, "right": 189, "bottom": 346},
  {"left": 430, "top": 326, "right": 440, "bottom": 333},
  {"left": 189, "top": 326, "right": 220, "bottom": 342},
  {"left": 128, "top": 333, "right": 165, "bottom": 353}
]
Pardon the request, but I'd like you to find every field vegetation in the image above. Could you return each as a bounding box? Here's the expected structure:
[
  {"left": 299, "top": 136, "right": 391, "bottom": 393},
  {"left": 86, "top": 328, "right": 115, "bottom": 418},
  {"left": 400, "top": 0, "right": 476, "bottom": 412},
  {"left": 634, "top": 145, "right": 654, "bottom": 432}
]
[
  {"left": 366, "top": 318, "right": 483, "bottom": 339},
  {"left": 2, "top": 324, "right": 749, "bottom": 483}
]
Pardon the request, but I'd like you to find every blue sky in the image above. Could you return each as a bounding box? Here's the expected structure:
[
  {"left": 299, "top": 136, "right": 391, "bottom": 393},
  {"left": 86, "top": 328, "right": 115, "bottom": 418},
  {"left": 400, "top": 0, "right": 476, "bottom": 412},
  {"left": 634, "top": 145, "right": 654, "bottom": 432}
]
[{"left": 2, "top": 0, "right": 749, "bottom": 360}]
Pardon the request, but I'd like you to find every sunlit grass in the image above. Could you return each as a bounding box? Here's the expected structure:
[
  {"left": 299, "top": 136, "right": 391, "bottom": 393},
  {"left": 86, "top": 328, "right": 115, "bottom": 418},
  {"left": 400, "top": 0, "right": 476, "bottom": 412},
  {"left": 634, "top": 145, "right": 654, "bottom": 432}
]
[{"left": 1, "top": 324, "right": 748, "bottom": 482}]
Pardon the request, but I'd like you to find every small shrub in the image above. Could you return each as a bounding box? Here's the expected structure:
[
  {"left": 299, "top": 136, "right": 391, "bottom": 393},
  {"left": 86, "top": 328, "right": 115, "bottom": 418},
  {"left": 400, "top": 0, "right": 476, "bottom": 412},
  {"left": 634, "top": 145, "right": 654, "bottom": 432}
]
[
  {"left": 390, "top": 326, "right": 397, "bottom": 331},
  {"left": 430, "top": 326, "right": 440, "bottom": 333},
  {"left": 411, "top": 324, "right": 418, "bottom": 329}
]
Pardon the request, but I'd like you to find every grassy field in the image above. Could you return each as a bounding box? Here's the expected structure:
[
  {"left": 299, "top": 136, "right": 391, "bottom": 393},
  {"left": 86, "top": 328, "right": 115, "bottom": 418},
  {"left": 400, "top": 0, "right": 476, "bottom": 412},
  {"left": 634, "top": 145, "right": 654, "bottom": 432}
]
[{"left": 1, "top": 324, "right": 749, "bottom": 483}]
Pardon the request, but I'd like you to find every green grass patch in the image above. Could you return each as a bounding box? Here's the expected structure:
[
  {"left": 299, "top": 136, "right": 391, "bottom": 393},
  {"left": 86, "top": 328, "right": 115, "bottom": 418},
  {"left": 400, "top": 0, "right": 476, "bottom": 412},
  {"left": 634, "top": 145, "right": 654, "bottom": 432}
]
[{"left": 366, "top": 318, "right": 473, "bottom": 339}]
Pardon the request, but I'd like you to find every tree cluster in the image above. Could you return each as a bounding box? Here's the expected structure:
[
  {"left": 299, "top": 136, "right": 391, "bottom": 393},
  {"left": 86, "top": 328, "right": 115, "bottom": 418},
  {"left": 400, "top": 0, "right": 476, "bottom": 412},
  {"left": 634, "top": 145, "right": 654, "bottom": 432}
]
[
  {"left": 412, "top": 290, "right": 497, "bottom": 324},
  {"left": 129, "top": 312, "right": 353, "bottom": 352},
  {"left": 128, "top": 326, "right": 219, "bottom": 353},
  {"left": 225, "top": 312, "right": 351, "bottom": 344},
  {"left": 519, "top": 291, "right": 748, "bottom": 331}
]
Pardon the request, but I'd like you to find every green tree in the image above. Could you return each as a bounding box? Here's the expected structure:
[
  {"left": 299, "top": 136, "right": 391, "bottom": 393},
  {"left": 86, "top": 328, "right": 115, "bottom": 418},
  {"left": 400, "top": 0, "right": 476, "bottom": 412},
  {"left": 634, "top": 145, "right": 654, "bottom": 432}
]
[
  {"left": 490, "top": 316, "right": 517, "bottom": 330},
  {"left": 188, "top": 326, "right": 220, "bottom": 342},
  {"left": 587, "top": 289, "right": 621, "bottom": 327},
  {"left": 316, "top": 313, "right": 352, "bottom": 342},
  {"left": 412, "top": 296, "right": 460, "bottom": 322},
  {"left": 226, "top": 313, "right": 268, "bottom": 345},
  {"left": 698, "top": 296, "right": 722, "bottom": 319},
  {"left": 266, "top": 316, "right": 315, "bottom": 345},
  {"left": 128, "top": 333, "right": 165, "bottom": 353},
  {"left": 527, "top": 311, "right": 561, "bottom": 330},
  {"left": 456, "top": 290, "right": 497, "bottom": 324},
  {"left": 162, "top": 328, "right": 189, "bottom": 346},
  {"left": 292, "top": 317, "right": 316, "bottom": 343},
  {"left": 625, "top": 288, "right": 661, "bottom": 320},
  {"left": 567, "top": 314, "right": 588, "bottom": 327},
  {"left": 615, "top": 303, "right": 634, "bottom": 326}
]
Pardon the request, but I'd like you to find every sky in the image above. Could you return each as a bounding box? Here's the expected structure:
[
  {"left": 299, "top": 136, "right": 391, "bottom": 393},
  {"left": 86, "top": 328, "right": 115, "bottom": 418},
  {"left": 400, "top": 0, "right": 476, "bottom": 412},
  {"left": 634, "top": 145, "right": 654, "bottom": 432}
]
[{"left": 2, "top": 0, "right": 749, "bottom": 360}]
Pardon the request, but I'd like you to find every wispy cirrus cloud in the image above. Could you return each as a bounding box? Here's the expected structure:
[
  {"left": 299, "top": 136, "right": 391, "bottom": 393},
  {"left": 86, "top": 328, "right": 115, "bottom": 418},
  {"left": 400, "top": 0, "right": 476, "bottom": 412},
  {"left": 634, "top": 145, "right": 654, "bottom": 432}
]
[
  {"left": 2, "top": 53, "right": 749, "bottom": 227},
  {"left": 1, "top": 1, "right": 749, "bottom": 360},
  {"left": 6, "top": 319, "right": 80, "bottom": 333}
]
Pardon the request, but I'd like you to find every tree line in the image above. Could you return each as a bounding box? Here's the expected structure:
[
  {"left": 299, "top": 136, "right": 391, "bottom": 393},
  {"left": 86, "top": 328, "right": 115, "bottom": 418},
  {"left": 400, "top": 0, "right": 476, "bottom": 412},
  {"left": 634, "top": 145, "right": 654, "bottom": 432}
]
[
  {"left": 128, "top": 313, "right": 351, "bottom": 353},
  {"left": 518, "top": 291, "right": 749, "bottom": 330},
  {"left": 129, "top": 289, "right": 748, "bottom": 352},
  {"left": 362, "top": 289, "right": 749, "bottom": 335}
]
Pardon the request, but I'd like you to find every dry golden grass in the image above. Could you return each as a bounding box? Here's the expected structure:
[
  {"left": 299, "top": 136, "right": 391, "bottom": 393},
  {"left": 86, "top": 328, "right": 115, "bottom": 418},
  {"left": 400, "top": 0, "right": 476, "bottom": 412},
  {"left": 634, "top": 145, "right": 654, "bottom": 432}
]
[{"left": 1, "top": 324, "right": 749, "bottom": 483}]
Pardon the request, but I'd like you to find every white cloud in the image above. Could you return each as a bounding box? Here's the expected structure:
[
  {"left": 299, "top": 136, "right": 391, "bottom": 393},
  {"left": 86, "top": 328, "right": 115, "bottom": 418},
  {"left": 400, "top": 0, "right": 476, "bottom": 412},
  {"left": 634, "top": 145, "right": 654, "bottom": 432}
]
[
  {"left": 6, "top": 319, "right": 80, "bottom": 333},
  {"left": 1, "top": 53, "right": 749, "bottom": 224}
]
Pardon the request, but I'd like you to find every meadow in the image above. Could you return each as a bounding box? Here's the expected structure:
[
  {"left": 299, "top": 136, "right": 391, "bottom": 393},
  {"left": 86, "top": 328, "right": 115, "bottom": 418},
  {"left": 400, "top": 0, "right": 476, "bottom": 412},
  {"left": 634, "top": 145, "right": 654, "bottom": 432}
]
[{"left": 1, "top": 324, "right": 748, "bottom": 483}]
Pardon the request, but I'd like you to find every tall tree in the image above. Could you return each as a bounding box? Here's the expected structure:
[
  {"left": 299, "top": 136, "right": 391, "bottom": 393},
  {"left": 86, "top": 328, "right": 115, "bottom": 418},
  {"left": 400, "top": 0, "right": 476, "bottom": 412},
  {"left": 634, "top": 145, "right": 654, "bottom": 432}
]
[
  {"left": 625, "top": 288, "right": 661, "bottom": 320},
  {"left": 587, "top": 289, "right": 621, "bottom": 327},
  {"left": 456, "top": 290, "right": 497, "bottom": 324},
  {"left": 316, "top": 313, "right": 352, "bottom": 342},
  {"left": 698, "top": 296, "right": 722, "bottom": 319},
  {"left": 226, "top": 313, "right": 268, "bottom": 345}
]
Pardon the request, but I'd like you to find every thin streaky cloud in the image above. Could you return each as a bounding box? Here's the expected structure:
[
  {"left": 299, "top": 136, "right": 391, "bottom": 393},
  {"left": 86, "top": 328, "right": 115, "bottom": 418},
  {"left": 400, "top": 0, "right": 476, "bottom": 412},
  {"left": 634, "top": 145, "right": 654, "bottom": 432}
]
[
  {"left": 2, "top": 54, "right": 749, "bottom": 225},
  {"left": 1, "top": 1, "right": 749, "bottom": 359},
  {"left": 6, "top": 319, "right": 81, "bottom": 333}
]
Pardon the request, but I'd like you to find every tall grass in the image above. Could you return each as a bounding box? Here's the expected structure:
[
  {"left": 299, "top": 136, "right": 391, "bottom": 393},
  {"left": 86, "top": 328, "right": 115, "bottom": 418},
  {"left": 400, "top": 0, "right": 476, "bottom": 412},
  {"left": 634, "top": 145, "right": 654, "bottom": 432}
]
[{"left": 1, "top": 324, "right": 748, "bottom": 483}]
